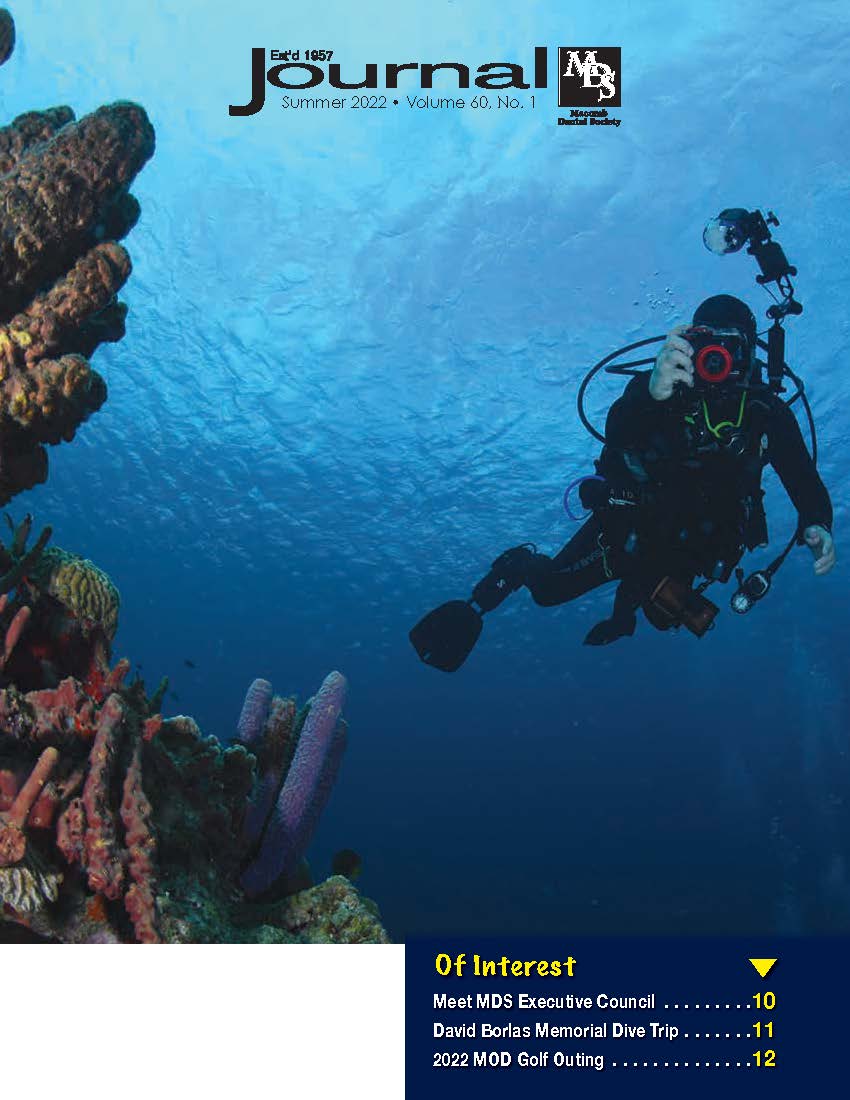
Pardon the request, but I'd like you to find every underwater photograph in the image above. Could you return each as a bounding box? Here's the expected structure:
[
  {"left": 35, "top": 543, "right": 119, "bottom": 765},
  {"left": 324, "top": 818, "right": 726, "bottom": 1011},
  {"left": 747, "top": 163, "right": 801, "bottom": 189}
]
[{"left": 0, "top": 0, "right": 847, "bottom": 945}]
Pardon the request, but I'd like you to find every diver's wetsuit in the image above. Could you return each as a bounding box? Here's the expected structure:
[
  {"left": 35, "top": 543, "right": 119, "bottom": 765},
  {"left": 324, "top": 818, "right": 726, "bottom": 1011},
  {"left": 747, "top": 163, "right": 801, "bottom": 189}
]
[{"left": 519, "top": 370, "right": 832, "bottom": 639}]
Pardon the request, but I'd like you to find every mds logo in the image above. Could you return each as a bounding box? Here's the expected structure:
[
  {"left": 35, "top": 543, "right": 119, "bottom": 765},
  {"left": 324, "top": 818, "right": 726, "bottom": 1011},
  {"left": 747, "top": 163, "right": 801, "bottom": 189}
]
[{"left": 558, "top": 48, "right": 620, "bottom": 106}]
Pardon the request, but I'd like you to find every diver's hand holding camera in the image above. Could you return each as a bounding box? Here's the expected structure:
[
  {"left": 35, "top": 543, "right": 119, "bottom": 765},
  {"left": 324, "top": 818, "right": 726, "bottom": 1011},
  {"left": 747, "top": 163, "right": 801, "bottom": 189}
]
[
  {"left": 651, "top": 321, "right": 754, "bottom": 402},
  {"left": 648, "top": 324, "right": 694, "bottom": 400}
]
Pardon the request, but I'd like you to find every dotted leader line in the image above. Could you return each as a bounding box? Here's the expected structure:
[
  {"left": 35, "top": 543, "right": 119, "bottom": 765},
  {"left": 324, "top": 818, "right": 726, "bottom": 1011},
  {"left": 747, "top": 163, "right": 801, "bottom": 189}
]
[
  {"left": 663, "top": 1004, "right": 749, "bottom": 1010},
  {"left": 683, "top": 1033, "right": 752, "bottom": 1038},
  {"left": 611, "top": 1062, "right": 753, "bottom": 1068}
]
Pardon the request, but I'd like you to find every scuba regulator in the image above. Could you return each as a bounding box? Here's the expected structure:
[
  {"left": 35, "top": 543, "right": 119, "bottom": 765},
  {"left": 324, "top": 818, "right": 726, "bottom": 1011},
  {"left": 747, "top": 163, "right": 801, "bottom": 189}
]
[{"left": 576, "top": 207, "right": 817, "bottom": 625}]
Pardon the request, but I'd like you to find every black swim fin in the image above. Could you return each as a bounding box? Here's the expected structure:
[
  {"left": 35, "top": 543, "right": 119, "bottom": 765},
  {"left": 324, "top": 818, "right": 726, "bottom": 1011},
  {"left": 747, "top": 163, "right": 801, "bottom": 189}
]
[{"left": 409, "top": 600, "right": 482, "bottom": 672}]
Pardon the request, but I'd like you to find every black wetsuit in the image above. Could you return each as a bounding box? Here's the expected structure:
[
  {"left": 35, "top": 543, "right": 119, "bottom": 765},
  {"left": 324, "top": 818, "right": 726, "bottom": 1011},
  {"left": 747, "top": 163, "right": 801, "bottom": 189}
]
[{"left": 522, "top": 371, "right": 832, "bottom": 635}]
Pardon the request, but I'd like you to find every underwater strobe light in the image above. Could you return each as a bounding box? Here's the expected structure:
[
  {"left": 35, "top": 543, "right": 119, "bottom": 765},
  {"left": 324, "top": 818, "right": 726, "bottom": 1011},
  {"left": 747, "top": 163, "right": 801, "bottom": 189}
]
[
  {"left": 702, "top": 206, "right": 803, "bottom": 395},
  {"left": 703, "top": 209, "right": 753, "bottom": 255},
  {"left": 702, "top": 208, "right": 802, "bottom": 314}
]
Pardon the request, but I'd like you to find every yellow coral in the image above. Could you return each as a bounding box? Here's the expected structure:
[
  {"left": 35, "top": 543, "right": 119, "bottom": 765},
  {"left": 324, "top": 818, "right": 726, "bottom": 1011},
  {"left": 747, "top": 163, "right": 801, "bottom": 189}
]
[
  {"left": 34, "top": 547, "right": 120, "bottom": 640},
  {"left": 9, "top": 328, "right": 32, "bottom": 348}
]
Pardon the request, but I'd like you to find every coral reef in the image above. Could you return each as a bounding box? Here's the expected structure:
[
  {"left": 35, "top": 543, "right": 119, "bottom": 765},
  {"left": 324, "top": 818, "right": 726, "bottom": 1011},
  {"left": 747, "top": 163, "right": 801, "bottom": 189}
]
[
  {"left": 0, "top": 515, "right": 112, "bottom": 691},
  {"left": 0, "top": 520, "right": 386, "bottom": 943},
  {"left": 233, "top": 875, "right": 389, "bottom": 945},
  {"left": 0, "top": 14, "right": 385, "bottom": 944},
  {"left": 0, "top": 88, "right": 154, "bottom": 503}
]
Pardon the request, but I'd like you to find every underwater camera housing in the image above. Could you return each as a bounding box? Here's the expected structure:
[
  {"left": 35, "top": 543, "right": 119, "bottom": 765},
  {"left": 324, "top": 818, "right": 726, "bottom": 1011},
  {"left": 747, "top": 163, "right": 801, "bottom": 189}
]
[
  {"left": 645, "top": 577, "right": 718, "bottom": 637},
  {"left": 681, "top": 325, "right": 752, "bottom": 392}
]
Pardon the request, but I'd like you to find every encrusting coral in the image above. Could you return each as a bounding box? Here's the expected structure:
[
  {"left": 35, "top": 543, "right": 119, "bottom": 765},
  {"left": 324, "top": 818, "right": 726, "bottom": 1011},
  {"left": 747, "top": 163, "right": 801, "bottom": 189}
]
[{"left": 0, "top": 11, "right": 386, "bottom": 943}]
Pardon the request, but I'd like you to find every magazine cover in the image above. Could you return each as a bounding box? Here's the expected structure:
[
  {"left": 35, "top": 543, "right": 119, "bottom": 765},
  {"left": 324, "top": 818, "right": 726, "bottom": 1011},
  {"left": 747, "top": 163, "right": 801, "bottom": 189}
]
[{"left": 1, "top": 0, "right": 847, "bottom": 1095}]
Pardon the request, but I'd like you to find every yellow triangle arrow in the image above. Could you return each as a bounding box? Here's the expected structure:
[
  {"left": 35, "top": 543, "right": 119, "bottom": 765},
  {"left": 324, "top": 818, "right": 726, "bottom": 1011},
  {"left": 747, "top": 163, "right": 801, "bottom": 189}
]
[{"left": 749, "top": 958, "right": 777, "bottom": 979}]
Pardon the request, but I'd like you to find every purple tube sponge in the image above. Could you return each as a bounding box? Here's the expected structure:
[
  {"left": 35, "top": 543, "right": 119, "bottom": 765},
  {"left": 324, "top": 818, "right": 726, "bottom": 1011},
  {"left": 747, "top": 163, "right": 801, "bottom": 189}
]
[
  {"left": 241, "top": 670, "right": 348, "bottom": 897},
  {"left": 236, "top": 677, "right": 272, "bottom": 749},
  {"left": 241, "top": 696, "right": 297, "bottom": 848}
]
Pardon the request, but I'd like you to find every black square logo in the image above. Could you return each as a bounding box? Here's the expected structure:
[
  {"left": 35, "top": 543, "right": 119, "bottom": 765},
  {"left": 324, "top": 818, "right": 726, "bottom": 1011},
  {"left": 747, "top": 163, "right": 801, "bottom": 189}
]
[{"left": 558, "top": 47, "right": 620, "bottom": 108}]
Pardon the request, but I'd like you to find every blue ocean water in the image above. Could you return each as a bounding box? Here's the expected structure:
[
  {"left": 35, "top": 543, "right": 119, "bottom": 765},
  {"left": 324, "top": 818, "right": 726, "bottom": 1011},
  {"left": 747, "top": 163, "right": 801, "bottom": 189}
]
[{"left": 1, "top": 0, "right": 847, "bottom": 939}]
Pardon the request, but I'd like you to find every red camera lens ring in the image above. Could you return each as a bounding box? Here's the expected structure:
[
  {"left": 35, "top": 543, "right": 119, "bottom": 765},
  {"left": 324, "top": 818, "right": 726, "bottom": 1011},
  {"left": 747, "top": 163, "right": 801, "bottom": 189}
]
[{"left": 695, "top": 344, "right": 733, "bottom": 383}]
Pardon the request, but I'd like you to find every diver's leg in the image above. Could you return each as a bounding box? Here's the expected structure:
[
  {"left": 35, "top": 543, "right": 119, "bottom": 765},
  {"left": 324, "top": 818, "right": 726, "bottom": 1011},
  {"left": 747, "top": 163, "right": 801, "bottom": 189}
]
[
  {"left": 524, "top": 516, "right": 617, "bottom": 607},
  {"left": 409, "top": 542, "right": 541, "bottom": 672},
  {"left": 410, "top": 519, "right": 629, "bottom": 672},
  {"left": 474, "top": 516, "right": 649, "bottom": 646},
  {"left": 527, "top": 518, "right": 642, "bottom": 645},
  {"left": 469, "top": 543, "right": 540, "bottom": 612},
  {"left": 469, "top": 518, "right": 615, "bottom": 613}
]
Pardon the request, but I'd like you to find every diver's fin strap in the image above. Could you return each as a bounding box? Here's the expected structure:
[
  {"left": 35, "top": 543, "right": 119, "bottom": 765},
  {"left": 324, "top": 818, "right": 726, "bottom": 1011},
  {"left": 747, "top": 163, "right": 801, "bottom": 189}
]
[{"left": 470, "top": 545, "right": 537, "bottom": 612}]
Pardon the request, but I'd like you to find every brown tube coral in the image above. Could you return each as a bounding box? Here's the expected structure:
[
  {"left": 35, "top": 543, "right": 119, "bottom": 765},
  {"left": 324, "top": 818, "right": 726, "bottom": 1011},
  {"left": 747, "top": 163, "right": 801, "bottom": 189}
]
[
  {"left": 0, "top": 101, "right": 154, "bottom": 315},
  {"left": 0, "top": 107, "right": 75, "bottom": 175},
  {"left": 0, "top": 242, "right": 132, "bottom": 372}
]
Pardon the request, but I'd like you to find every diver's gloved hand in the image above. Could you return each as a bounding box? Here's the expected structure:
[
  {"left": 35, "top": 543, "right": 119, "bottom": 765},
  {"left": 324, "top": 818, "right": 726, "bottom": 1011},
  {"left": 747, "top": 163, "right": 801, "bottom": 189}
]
[
  {"left": 471, "top": 544, "right": 537, "bottom": 612},
  {"left": 649, "top": 323, "right": 695, "bottom": 401},
  {"left": 804, "top": 525, "right": 836, "bottom": 576}
]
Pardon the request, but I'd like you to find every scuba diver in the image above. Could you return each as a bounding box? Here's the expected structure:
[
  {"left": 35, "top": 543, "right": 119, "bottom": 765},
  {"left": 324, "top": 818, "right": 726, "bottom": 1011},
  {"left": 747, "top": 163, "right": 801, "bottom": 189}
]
[{"left": 410, "top": 211, "right": 836, "bottom": 672}]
